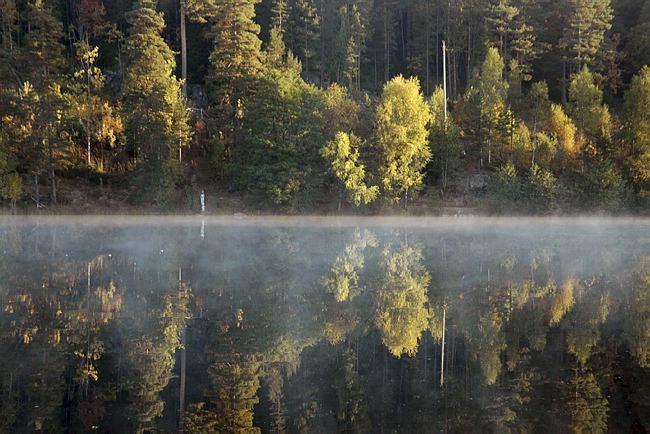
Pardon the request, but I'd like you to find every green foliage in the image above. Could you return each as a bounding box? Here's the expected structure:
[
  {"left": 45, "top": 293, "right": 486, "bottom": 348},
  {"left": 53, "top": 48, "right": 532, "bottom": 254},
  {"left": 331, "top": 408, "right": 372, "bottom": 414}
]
[
  {"left": 323, "top": 230, "right": 377, "bottom": 302},
  {"left": 322, "top": 132, "right": 378, "bottom": 208},
  {"left": 375, "top": 75, "right": 431, "bottom": 204},
  {"left": 568, "top": 67, "right": 612, "bottom": 149},
  {"left": 21, "top": 0, "right": 66, "bottom": 82},
  {"left": 375, "top": 244, "right": 430, "bottom": 357},
  {"left": 548, "top": 103, "right": 581, "bottom": 170},
  {"left": 571, "top": 160, "right": 630, "bottom": 210},
  {"left": 0, "top": 0, "right": 647, "bottom": 213},
  {"left": 566, "top": 366, "right": 609, "bottom": 434},
  {"left": 492, "top": 161, "right": 558, "bottom": 212},
  {"left": 526, "top": 164, "right": 558, "bottom": 212},
  {"left": 235, "top": 42, "right": 325, "bottom": 206},
  {"left": 429, "top": 86, "right": 462, "bottom": 191},
  {"left": 494, "top": 161, "right": 521, "bottom": 205},
  {"left": 206, "top": 0, "right": 263, "bottom": 105},
  {"left": 0, "top": 147, "right": 21, "bottom": 208},
  {"left": 487, "top": 0, "right": 537, "bottom": 81},
  {"left": 122, "top": 0, "right": 188, "bottom": 206},
  {"left": 0, "top": 173, "right": 22, "bottom": 208},
  {"left": 334, "top": 4, "right": 365, "bottom": 90},
  {"left": 287, "top": 0, "right": 320, "bottom": 79},
  {"left": 560, "top": 0, "right": 613, "bottom": 70},
  {"left": 462, "top": 47, "right": 510, "bottom": 167},
  {"left": 623, "top": 66, "right": 650, "bottom": 195},
  {"left": 205, "top": 357, "right": 261, "bottom": 433},
  {"left": 622, "top": 256, "right": 650, "bottom": 368}
]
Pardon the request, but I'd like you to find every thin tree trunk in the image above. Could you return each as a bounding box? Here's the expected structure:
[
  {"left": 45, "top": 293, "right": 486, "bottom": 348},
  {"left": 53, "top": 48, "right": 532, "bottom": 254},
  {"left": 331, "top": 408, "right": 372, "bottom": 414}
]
[
  {"left": 561, "top": 60, "right": 567, "bottom": 105},
  {"left": 426, "top": 0, "right": 431, "bottom": 95},
  {"left": 384, "top": 0, "right": 390, "bottom": 81},
  {"left": 180, "top": 0, "right": 188, "bottom": 98},
  {"left": 48, "top": 123, "right": 57, "bottom": 204}
]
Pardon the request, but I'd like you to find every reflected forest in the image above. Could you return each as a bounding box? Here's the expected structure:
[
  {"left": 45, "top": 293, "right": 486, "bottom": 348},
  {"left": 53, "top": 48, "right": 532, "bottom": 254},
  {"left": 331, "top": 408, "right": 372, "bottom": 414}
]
[{"left": 0, "top": 219, "right": 648, "bottom": 433}]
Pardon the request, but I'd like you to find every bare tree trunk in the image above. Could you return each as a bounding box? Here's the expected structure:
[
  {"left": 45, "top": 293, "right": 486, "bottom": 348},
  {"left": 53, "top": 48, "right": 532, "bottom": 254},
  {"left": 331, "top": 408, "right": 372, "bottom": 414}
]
[
  {"left": 35, "top": 173, "right": 40, "bottom": 209},
  {"left": 48, "top": 123, "right": 57, "bottom": 204},
  {"left": 561, "top": 60, "right": 567, "bottom": 105}
]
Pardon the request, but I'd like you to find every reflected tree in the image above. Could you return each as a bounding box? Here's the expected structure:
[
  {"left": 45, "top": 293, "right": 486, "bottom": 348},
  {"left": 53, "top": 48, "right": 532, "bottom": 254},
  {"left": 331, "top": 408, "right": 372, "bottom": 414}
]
[{"left": 374, "top": 243, "right": 430, "bottom": 357}]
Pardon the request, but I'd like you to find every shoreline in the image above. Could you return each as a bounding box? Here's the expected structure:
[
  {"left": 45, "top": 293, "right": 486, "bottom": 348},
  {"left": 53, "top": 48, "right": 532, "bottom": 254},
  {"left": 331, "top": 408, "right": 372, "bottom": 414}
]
[{"left": 1, "top": 214, "right": 649, "bottom": 229}]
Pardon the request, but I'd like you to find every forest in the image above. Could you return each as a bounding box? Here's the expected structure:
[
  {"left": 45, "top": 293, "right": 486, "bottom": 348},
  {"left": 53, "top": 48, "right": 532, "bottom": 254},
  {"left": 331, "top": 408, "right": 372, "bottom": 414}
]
[{"left": 0, "top": 0, "right": 649, "bottom": 213}]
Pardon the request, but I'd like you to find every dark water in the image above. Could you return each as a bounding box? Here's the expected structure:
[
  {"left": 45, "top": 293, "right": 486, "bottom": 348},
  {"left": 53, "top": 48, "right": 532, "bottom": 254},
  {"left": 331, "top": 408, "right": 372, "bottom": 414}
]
[{"left": 0, "top": 216, "right": 648, "bottom": 433}]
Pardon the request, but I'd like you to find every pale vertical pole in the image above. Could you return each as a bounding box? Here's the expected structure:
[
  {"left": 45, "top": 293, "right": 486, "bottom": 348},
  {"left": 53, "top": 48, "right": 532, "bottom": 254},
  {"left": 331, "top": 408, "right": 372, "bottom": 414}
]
[
  {"left": 440, "top": 305, "right": 446, "bottom": 387},
  {"left": 442, "top": 40, "right": 448, "bottom": 123},
  {"left": 180, "top": 0, "right": 187, "bottom": 165},
  {"left": 179, "top": 266, "right": 186, "bottom": 431}
]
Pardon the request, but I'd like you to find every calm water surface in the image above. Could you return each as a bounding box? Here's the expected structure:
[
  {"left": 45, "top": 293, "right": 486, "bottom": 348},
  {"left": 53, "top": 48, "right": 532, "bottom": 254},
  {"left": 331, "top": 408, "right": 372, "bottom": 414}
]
[{"left": 0, "top": 216, "right": 648, "bottom": 433}]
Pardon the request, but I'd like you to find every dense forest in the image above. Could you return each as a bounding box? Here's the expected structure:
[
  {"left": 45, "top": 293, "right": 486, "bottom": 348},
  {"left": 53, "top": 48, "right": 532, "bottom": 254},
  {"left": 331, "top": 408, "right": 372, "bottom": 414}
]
[{"left": 0, "top": 0, "right": 649, "bottom": 213}]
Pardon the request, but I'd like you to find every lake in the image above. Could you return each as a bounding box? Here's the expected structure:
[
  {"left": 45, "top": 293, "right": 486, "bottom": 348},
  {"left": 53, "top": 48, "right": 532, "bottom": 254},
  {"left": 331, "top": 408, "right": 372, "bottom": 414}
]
[{"left": 0, "top": 216, "right": 648, "bottom": 433}]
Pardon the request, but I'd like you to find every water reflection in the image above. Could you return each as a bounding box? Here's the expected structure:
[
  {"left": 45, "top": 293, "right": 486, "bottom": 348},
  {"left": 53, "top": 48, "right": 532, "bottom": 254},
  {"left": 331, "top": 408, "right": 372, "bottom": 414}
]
[{"left": 0, "top": 218, "right": 648, "bottom": 433}]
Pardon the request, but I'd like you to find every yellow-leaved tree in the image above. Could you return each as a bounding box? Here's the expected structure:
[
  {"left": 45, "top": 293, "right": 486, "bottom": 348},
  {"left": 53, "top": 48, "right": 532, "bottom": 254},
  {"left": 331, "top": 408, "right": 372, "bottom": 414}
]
[{"left": 375, "top": 75, "right": 431, "bottom": 207}]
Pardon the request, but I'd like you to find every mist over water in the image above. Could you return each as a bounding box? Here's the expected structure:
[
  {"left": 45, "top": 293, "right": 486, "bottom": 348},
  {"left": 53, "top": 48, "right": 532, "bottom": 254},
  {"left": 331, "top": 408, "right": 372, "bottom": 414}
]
[{"left": 0, "top": 216, "right": 648, "bottom": 432}]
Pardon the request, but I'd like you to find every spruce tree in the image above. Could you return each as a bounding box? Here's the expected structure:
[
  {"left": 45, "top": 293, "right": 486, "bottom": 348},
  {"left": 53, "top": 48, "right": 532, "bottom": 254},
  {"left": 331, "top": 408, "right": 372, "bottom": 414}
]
[
  {"left": 287, "top": 0, "right": 320, "bottom": 80},
  {"left": 623, "top": 66, "right": 650, "bottom": 194},
  {"left": 122, "top": 0, "right": 189, "bottom": 206},
  {"left": 206, "top": 0, "right": 263, "bottom": 106}
]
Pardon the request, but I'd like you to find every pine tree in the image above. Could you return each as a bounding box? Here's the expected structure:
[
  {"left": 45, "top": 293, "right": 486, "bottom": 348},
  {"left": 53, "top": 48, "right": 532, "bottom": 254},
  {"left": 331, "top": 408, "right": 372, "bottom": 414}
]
[
  {"left": 462, "top": 47, "right": 510, "bottom": 168},
  {"left": 565, "top": 366, "right": 608, "bottom": 433},
  {"left": 21, "top": 0, "right": 66, "bottom": 83},
  {"left": 623, "top": 66, "right": 650, "bottom": 194},
  {"left": 336, "top": 4, "right": 365, "bottom": 90},
  {"left": 629, "top": 0, "right": 650, "bottom": 68},
  {"left": 269, "top": 0, "right": 291, "bottom": 36},
  {"left": 559, "top": 0, "right": 613, "bottom": 70},
  {"left": 487, "top": 0, "right": 537, "bottom": 77},
  {"left": 287, "top": 0, "right": 320, "bottom": 79},
  {"left": 0, "top": 0, "right": 19, "bottom": 83},
  {"left": 122, "top": 0, "right": 189, "bottom": 206},
  {"left": 429, "top": 86, "right": 462, "bottom": 193}
]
